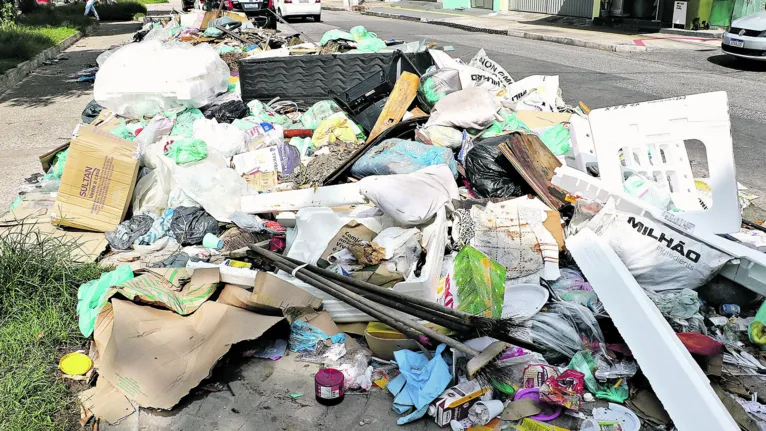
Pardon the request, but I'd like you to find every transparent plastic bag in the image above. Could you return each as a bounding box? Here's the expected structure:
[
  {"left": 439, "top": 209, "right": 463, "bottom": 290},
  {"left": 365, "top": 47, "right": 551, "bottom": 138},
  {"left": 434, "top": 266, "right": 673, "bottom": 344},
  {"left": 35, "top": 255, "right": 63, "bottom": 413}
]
[
  {"left": 164, "top": 138, "right": 208, "bottom": 165},
  {"left": 351, "top": 138, "right": 457, "bottom": 178},
  {"left": 94, "top": 41, "right": 230, "bottom": 119},
  {"left": 415, "top": 125, "right": 465, "bottom": 149},
  {"left": 418, "top": 67, "right": 461, "bottom": 110},
  {"left": 192, "top": 117, "right": 248, "bottom": 158}
]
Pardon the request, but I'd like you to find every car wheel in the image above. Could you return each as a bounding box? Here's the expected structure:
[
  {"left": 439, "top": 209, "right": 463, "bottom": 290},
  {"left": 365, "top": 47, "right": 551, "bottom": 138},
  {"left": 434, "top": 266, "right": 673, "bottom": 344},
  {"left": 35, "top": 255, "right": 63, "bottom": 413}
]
[{"left": 313, "top": 14, "right": 321, "bottom": 21}]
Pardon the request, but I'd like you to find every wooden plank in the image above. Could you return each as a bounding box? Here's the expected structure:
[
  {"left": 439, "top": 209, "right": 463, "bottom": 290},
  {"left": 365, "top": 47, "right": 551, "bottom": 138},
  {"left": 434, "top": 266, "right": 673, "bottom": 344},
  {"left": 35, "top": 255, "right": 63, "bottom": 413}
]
[
  {"left": 409, "top": 106, "right": 429, "bottom": 118},
  {"left": 365, "top": 72, "right": 420, "bottom": 144},
  {"left": 498, "top": 133, "right": 567, "bottom": 210}
]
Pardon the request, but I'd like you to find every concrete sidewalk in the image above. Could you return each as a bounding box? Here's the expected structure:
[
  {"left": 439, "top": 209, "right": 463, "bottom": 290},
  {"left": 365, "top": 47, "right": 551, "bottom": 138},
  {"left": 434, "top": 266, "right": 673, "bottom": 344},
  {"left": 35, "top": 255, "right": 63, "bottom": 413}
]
[
  {"left": 325, "top": 0, "right": 723, "bottom": 52},
  {"left": 0, "top": 21, "right": 141, "bottom": 211}
]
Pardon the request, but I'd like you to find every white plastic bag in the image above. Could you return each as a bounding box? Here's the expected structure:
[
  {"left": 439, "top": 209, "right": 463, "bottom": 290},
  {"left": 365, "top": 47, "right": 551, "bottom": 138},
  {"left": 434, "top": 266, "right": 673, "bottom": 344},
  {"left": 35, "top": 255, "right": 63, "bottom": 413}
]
[
  {"left": 163, "top": 151, "right": 248, "bottom": 222},
  {"left": 132, "top": 169, "right": 172, "bottom": 215},
  {"left": 585, "top": 198, "right": 731, "bottom": 291},
  {"left": 425, "top": 88, "right": 501, "bottom": 130},
  {"left": 373, "top": 227, "right": 422, "bottom": 278},
  {"left": 135, "top": 114, "right": 174, "bottom": 158},
  {"left": 359, "top": 165, "right": 459, "bottom": 226},
  {"left": 192, "top": 118, "right": 248, "bottom": 158},
  {"left": 415, "top": 125, "right": 465, "bottom": 149},
  {"left": 94, "top": 41, "right": 230, "bottom": 119},
  {"left": 503, "top": 75, "right": 561, "bottom": 112}
]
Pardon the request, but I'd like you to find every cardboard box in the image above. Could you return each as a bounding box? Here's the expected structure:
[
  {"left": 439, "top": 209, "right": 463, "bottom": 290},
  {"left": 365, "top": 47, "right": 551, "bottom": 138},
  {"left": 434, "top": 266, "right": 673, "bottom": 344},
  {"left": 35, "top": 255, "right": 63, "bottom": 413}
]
[
  {"left": 52, "top": 125, "right": 139, "bottom": 232},
  {"left": 428, "top": 380, "right": 492, "bottom": 427},
  {"left": 217, "top": 271, "right": 323, "bottom": 314}
]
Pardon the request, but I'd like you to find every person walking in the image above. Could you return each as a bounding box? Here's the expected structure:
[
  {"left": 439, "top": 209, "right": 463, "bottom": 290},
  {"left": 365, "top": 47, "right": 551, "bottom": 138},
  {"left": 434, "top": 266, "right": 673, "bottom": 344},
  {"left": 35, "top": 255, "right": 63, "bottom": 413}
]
[{"left": 84, "top": 0, "right": 99, "bottom": 20}]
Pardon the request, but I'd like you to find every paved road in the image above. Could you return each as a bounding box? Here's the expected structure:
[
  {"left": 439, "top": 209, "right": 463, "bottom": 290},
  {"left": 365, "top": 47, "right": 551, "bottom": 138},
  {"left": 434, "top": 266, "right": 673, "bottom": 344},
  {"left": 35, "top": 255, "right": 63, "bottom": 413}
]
[{"left": 291, "top": 12, "right": 766, "bottom": 213}]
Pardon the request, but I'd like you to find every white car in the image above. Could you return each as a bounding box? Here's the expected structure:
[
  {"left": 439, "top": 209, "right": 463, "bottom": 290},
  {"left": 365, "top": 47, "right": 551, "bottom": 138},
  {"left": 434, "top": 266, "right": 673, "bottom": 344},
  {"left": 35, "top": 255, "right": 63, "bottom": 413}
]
[
  {"left": 722, "top": 11, "right": 766, "bottom": 60},
  {"left": 275, "top": 0, "right": 321, "bottom": 21}
]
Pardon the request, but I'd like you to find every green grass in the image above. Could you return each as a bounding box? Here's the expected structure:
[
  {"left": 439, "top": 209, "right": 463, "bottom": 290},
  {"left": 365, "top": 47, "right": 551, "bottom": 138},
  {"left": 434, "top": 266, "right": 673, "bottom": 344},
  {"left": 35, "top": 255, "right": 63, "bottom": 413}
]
[
  {"left": 0, "top": 228, "right": 107, "bottom": 431},
  {"left": 135, "top": 0, "right": 168, "bottom": 4},
  {"left": 0, "top": 24, "right": 80, "bottom": 73}
]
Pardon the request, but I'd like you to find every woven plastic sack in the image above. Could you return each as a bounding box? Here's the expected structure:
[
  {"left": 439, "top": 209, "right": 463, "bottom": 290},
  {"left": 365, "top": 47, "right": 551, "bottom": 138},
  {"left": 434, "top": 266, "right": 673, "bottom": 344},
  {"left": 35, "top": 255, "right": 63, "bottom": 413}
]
[
  {"left": 453, "top": 245, "right": 505, "bottom": 318},
  {"left": 165, "top": 138, "right": 208, "bottom": 165},
  {"left": 417, "top": 67, "right": 461, "bottom": 110},
  {"left": 351, "top": 138, "right": 458, "bottom": 179}
]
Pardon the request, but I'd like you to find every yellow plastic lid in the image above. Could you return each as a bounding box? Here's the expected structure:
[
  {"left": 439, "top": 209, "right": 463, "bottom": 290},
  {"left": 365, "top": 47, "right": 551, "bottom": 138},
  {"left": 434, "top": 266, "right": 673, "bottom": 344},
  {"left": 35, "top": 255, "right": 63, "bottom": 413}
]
[{"left": 59, "top": 352, "right": 93, "bottom": 375}]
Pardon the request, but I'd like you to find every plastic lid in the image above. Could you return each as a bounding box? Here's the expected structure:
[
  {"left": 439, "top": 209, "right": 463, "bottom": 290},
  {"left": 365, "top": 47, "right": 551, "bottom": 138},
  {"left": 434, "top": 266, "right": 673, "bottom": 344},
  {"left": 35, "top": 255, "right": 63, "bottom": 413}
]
[
  {"left": 514, "top": 387, "right": 562, "bottom": 421},
  {"left": 315, "top": 368, "right": 344, "bottom": 387},
  {"left": 59, "top": 352, "right": 93, "bottom": 375}
]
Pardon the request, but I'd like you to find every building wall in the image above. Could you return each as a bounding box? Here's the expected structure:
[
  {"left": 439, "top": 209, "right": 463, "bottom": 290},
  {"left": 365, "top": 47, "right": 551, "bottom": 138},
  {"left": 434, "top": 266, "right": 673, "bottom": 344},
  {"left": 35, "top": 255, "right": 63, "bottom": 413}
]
[{"left": 509, "top": 0, "right": 596, "bottom": 17}]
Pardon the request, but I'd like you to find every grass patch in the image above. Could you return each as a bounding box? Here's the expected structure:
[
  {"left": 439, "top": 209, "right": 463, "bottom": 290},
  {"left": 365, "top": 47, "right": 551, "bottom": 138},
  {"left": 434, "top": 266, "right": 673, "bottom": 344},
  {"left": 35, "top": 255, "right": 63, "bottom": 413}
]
[
  {"left": 136, "top": 0, "right": 168, "bottom": 4},
  {"left": 0, "top": 228, "right": 107, "bottom": 431},
  {"left": 0, "top": 24, "right": 80, "bottom": 73}
]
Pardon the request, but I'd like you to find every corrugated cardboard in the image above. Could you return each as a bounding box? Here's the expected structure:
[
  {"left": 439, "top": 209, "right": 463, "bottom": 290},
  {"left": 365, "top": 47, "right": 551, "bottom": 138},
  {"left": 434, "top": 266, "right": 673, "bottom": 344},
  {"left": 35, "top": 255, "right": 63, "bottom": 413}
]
[
  {"left": 320, "top": 221, "right": 376, "bottom": 264},
  {"left": 0, "top": 192, "right": 108, "bottom": 263},
  {"left": 78, "top": 377, "right": 135, "bottom": 425},
  {"left": 515, "top": 111, "right": 572, "bottom": 129},
  {"left": 97, "top": 299, "right": 283, "bottom": 409},
  {"left": 52, "top": 125, "right": 139, "bottom": 232},
  {"left": 217, "top": 272, "right": 322, "bottom": 314}
]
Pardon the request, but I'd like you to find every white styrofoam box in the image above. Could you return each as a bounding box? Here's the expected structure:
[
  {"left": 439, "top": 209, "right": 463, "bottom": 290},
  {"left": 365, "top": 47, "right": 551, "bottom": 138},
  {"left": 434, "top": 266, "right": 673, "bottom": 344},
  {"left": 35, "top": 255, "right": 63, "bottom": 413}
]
[
  {"left": 569, "top": 114, "right": 597, "bottom": 173},
  {"left": 552, "top": 165, "right": 766, "bottom": 297},
  {"left": 280, "top": 206, "right": 448, "bottom": 322},
  {"left": 589, "top": 91, "right": 740, "bottom": 234}
]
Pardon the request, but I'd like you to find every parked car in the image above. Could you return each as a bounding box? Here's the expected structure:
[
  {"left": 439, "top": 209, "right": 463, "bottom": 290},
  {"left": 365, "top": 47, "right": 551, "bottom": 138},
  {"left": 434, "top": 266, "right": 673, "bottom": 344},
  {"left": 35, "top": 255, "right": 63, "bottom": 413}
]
[
  {"left": 275, "top": 0, "right": 321, "bottom": 22},
  {"left": 181, "top": 0, "right": 277, "bottom": 29},
  {"left": 722, "top": 11, "right": 766, "bottom": 60}
]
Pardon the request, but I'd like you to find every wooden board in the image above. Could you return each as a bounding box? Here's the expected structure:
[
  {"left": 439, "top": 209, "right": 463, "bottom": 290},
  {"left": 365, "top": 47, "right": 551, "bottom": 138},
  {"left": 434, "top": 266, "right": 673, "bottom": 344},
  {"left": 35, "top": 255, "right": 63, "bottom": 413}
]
[
  {"left": 499, "top": 133, "right": 568, "bottom": 210},
  {"left": 365, "top": 71, "right": 420, "bottom": 144}
]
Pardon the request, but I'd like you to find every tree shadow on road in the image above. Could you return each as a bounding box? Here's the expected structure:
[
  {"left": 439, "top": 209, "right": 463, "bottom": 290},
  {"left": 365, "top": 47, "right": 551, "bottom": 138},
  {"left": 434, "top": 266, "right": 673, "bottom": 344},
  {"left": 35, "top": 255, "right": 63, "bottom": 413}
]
[{"left": 0, "top": 22, "right": 140, "bottom": 110}]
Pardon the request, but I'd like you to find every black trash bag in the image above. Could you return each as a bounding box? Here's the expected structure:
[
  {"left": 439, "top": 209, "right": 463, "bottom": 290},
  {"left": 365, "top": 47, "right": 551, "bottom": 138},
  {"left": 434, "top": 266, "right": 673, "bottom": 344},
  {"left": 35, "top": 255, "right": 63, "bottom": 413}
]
[
  {"left": 105, "top": 214, "right": 154, "bottom": 250},
  {"left": 464, "top": 137, "right": 533, "bottom": 199},
  {"left": 81, "top": 100, "right": 104, "bottom": 124},
  {"left": 169, "top": 206, "right": 220, "bottom": 246},
  {"left": 204, "top": 100, "right": 249, "bottom": 123}
]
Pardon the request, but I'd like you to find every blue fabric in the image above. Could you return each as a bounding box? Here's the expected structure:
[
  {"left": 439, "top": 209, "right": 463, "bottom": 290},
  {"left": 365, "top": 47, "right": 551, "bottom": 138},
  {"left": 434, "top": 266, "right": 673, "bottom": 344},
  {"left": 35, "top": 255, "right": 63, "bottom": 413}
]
[
  {"left": 388, "top": 344, "right": 452, "bottom": 425},
  {"left": 351, "top": 139, "right": 458, "bottom": 179}
]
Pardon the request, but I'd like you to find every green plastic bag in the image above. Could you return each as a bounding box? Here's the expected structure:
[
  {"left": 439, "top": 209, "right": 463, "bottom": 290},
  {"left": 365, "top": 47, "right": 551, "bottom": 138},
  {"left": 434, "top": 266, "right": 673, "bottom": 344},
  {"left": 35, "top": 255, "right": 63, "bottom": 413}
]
[
  {"left": 480, "top": 111, "right": 529, "bottom": 138},
  {"left": 165, "top": 138, "right": 208, "bottom": 164},
  {"left": 290, "top": 137, "right": 314, "bottom": 158},
  {"left": 350, "top": 25, "right": 376, "bottom": 41},
  {"left": 300, "top": 100, "right": 342, "bottom": 130},
  {"left": 110, "top": 120, "right": 136, "bottom": 141},
  {"left": 169, "top": 109, "right": 204, "bottom": 139},
  {"left": 357, "top": 37, "right": 387, "bottom": 53},
  {"left": 319, "top": 29, "right": 354, "bottom": 46},
  {"left": 749, "top": 301, "right": 766, "bottom": 346},
  {"left": 248, "top": 100, "right": 291, "bottom": 126},
  {"left": 454, "top": 245, "right": 506, "bottom": 318},
  {"left": 539, "top": 124, "right": 571, "bottom": 156},
  {"left": 77, "top": 265, "right": 135, "bottom": 337},
  {"left": 568, "top": 351, "right": 628, "bottom": 403},
  {"left": 42, "top": 148, "right": 69, "bottom": 181}
]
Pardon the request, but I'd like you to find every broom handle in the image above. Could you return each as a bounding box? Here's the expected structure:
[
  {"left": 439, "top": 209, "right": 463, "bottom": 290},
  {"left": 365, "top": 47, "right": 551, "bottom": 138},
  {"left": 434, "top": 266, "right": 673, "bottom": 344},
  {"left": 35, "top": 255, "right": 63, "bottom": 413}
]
[
  {"left": 249, "top": 245, "right": 480, "bottom": 357},
  {"left": 280, "top": 255, "right": 476, "bottom": 322},
  {"left": 270, "top": 259, "right": 473, "bottom": 333}
]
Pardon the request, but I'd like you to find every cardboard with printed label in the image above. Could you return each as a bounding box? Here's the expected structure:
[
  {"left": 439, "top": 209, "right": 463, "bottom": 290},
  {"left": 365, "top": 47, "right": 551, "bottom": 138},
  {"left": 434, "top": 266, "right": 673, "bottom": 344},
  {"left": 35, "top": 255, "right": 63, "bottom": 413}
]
[{"left": 52, "top": 125, "right": 139, "bottom": 232}]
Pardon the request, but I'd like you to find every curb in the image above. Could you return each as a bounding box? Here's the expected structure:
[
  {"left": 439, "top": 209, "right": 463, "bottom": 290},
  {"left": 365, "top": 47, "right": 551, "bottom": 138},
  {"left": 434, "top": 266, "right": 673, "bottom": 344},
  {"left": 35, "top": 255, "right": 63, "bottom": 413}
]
[
  {"left": 357, "top": 9, "right": 647, "bottom": 52},
  {"left": 0, "top": 27, "right": 89, "bottom": 96},
  {"left": 658, "top": 27, "right": 722, "bottom": 39}
]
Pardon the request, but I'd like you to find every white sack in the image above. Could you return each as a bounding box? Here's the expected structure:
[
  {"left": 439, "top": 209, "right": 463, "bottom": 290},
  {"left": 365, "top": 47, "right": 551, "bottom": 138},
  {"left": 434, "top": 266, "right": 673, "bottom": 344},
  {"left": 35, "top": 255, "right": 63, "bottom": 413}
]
[
  {"left": 429, "top": 50, "right": 506, "bottom": 97},
  {"left": 94, "top": 41, "right": 229, "bottom": 119},
  {"left": 503, "top": 75, "right": 560, "bottom": 112},
  {"left": 469, "top": 48, "right": 514, "bottom": 88},
  {"left": 415, "top": 125, "right": 465, "bottom": 149},
  {"left": 425, "top": 88, "right": 501, "bottom": 130},
  {"left": 585, "top": 199, "right": 731, "bottom": 291},
  {"left": 359, "top": 165, "right": 459, "bottom": 226}
]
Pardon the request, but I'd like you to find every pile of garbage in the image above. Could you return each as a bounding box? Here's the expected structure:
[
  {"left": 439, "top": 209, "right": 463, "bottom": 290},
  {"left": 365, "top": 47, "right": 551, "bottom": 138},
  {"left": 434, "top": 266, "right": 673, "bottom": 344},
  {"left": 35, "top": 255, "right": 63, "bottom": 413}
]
[{"left": 14, "top": 7, "right": 766, "bottom": 431}]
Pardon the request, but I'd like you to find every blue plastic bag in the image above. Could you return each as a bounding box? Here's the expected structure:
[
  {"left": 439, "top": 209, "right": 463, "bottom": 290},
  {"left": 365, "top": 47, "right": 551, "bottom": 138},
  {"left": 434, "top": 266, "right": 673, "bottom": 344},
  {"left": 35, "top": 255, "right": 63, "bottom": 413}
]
[
  {"left": 351, "top": 139, "right": 458, "bottom": 178},
  {"left": 288, "top": 320, "right": 346, "bottom": 353},
  {"left": 387, "top": 344, "right": 451, "bottom": 425}
]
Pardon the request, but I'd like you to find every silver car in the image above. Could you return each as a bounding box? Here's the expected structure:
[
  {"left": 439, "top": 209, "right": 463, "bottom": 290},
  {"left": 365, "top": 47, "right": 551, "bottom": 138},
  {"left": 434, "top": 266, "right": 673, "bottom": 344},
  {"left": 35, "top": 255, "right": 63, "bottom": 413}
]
[{"left": 722, "top": 11, "right": 766, "bottom": 60}]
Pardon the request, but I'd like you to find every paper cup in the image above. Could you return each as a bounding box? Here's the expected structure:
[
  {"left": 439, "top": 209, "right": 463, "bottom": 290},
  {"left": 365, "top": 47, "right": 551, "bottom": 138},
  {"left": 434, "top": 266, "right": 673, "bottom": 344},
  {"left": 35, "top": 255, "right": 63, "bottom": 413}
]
[
  {"left": 469, "top": 400, "right": 504, "bottom": 425},
  {"left": 203, "top": 233, "right": 223, "bottom": 249}
]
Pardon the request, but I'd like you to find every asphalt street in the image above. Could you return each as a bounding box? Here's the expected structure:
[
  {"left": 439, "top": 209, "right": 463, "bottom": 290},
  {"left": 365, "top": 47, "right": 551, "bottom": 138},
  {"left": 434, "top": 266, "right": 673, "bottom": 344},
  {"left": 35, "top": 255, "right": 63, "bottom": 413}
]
[{"left": 290, "top": 12, "right": 766, "bottom": 211}]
